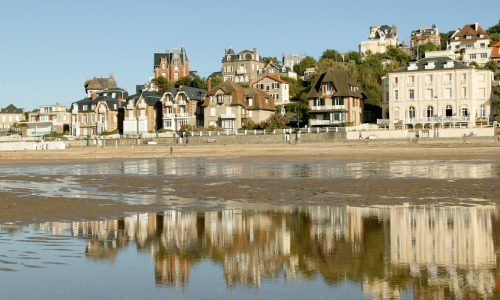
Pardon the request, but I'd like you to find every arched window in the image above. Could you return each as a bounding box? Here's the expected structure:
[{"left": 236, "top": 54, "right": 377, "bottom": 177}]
[
  {"left": 461, "top": 107, "right": 469, "bottom": 117},
  {"left": 445, "top": 105, "right": 453, "bottom": 117},
  {"left": 479, "top": 105, "right": 486, "bottom": 118},
  {"left": 426, "top": 106, "right": 434, "bottom": 118},
  {"left": 409, "top": 106, "right": 416, "bottom": 119}
]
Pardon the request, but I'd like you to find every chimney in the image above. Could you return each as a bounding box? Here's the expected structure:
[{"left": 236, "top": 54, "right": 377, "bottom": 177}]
[
  {"left": 207, "top": 78, "right": 212, "bottom": 91},
  {"left": 253, "top": 48, "right": 257, "bottom": 60},
  {"left": 475, "top": 22, "right": 479, "bottom": 31},
  {"left": 91, "top": 92, "right": 97, "bottom": 101}
]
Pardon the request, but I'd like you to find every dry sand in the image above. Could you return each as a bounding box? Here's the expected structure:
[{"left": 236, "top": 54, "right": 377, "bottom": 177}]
[{"left": 0, "top": 143, "right": 499, "bottom": 224}]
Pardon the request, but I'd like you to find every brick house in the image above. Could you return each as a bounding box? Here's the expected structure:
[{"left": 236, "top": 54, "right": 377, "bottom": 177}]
[{"left": 153, "top": 48, "right": 190, "bottom": 83}]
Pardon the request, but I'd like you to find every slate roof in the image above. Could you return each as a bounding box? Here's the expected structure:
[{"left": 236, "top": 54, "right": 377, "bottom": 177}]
[
  {"left": 306, "top": 70, "right": 363, "bottom": 99},
  {"left": 164, "top": 87, "right": 206, "bottom": 102},
  {"left": 72, "top": 88, "right": 128, "bottom": 112},
  {"left": 154, "top": 48, "right": 189, "bottom": 67},
  {"left": 392, "top": 57, "right": 471, "bottom": 73},
  {"left": 126, "top": 91, "right": 162, "bottom": 107},
  {"left": 222, "top": 48, "right": 265, "bottom": 63},
  {"left": 0, "top": 104, "right": 24, "bottom": 114},
  {"left": 254, "top": 75, "right": 287, "bottom": 84}
]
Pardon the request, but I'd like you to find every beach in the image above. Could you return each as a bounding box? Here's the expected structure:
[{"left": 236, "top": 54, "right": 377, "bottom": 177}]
[{"left": 1, "top": 142, "right": 499, "bottom": 224}]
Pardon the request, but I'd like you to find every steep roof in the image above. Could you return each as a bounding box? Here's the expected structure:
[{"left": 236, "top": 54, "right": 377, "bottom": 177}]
[
  {"left": 165, "top": 87, "right": 206, "bottom": 102},
  {"left": 84, "top": 75, "right": 117, "bottom": 91},
  {"left": 154, "top": 48, "right": 189, "bottom": 67},
  {"left": 392, "top": 57, "right": 471, "bottom": 73},
  {"left": 254, "top": 75, "right": 287, "bottom": 84},
  {"left": 72, "top": 97, "right": 121, "bottom": 112},
  {"left": 203, "top": 81, "right": 275, "bottom": 111},
  {"left": 126, "top": 91, "right": 162, "bottom": 107},
  {"left": 222, "top": 48, "right": 264, "bottom": 63},
  {"left": 0, "top": 104, "right": 24, "bottom": 114},
  {"left": 450, "top": 23, "right": 490, "bottom": 43},
  {"left": 306, "top": 70, "right": 363, "bottom": 99}
]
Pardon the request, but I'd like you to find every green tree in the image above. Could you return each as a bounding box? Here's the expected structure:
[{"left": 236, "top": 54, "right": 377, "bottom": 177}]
[
  {"left": 260, "top": 113, "right": 288, "bottom": 130},
  {"left": 317, "top": 58, "right": 348, "bottom": 73},
  {"left": 344, "top": 51, "right": 362, "bottom": 64},
  {"left": 293, "top": 56, "right": 317, "bottom": 76},
  {"left": 415, "top": 42, "right": 439, "bottom": 60},
  {"left": 175, "top": 75, "right": 207, "bottom": 89},
  {"left": 439, "top": 33, "right": 449, "bottom": 50},
  {"left": 209, "top": 76, "right": 223, "bottom": 90},
  {"left": 281, "top": 76, "right": 309, "bottom": 101},
  {"left": 263, "top": 56, "right": 279, "bottom": 64},
  {"left": 483, "top": 60, "right": 499, "bottom": 73},
  {"left": 320, "top": 49, "right": 343, "bottom": 62},
  {"left": 284, "top": 101, "right": 308, "bottom": 126},
  {"left": 151, "top": 77, "right": 173, "bottom": 94},
  {"left": 384, "top": 46, "right": 411, "bottom": 66}
]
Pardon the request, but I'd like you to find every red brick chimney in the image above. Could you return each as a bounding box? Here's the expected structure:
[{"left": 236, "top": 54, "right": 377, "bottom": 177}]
[
  {"left": 91, "top": 92, "right": 97, "bottom": 100},
  {"left": 207, "top": 78, "right": 212, "bottom": 91}
]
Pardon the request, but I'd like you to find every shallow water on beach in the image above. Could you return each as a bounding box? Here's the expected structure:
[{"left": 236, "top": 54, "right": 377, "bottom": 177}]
[
  {"left": 0, "top": 204, "right": 498, "bottom": 299},
  {"left": 0, "top": 158, "right": 498, "bottom": 205}
]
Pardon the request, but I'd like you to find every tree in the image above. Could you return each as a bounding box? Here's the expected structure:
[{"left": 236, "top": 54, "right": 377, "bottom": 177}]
[
  {"left": 284, "top": 101, "right": 308, "bottom": 126},
  {"left": 293, "top": 56, "right": 317, "bottom": 76},
  {"left": 151, "top": 77, "right": 173, "bottom": 94},
  {"left": 415, "top": 42, "right": 439, "bottom": 60},
  {"left": 263, "top": 56, "right": 279, "bottom": 64},
  {"left": 384, "top": 46, "right": 411, "bottom": 65},
  {"left": 439, "top": 33, "right": 449, "bottom": 50},
  {"left": 483, "top": 60, "right": 499, "bottom": 73},
  {"left": 320, "top": 49, "right": 343, "bottom": 62},
  {"left": 260, "top": 113, "right": 288, "bottom": 130},
  {"left": 175, "top": 75, "right": 207, "bottom": 89},
  {"left": 281, "top": 76, "right": 309, "bottom": 101},
  {"left": 209, "top": 76, "right": 222, "bottom": 90},
  {"left": 344, "top": 51, "right": 362, "bottom": 64},
  {"left": 487, "top": 20, "right": 500, "bottom": 44}
]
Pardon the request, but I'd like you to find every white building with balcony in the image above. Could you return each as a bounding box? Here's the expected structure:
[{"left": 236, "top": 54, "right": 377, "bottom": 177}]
[
  {"left": 161, "top": 87, "right": 206, "bottom": 132},
  {"left": 306, "top": 70, "right": 364, "bottom": 127},
  {"left": 425, "top": 23, "right": 491, "bottom": 66},
  {"left": 123, "top": 91, "right": 162, "bottom": 135},
  {"left": 26, "top": 103, "right": 70, "bottom": 136},
  {"left": 381, "top": 57, "right": 494, "bottom": 129}
]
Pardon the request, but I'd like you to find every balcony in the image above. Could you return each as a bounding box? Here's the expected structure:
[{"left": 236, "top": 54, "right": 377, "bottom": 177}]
[
  {"left": 236, "top": 68, "right": 247, "bottom": 75},
  {"left": 309, "top": 119, "right": 341, "bottom": 126},
  {"left": 178, "top": 100, "right": 187, "bottom": 105},
  {"left": 406, "top": 116, "right": 470, "bottom": 124},
  {"left": 176, "top": 113, "right": 189, "bottom": 118},
  {"left": 221, "top": 113, "right": 236, "bottom": 119},
  {"left": 310, "top": 105, "right": 345, "bottom": 111}
]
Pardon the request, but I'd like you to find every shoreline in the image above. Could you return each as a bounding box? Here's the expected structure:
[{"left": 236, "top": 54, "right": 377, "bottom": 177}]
[{"left": 0, "top": 143, "right": 499, "bottom": 225}]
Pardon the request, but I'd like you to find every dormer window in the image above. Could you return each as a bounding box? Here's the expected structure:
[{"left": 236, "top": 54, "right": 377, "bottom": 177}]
[
  {"left": 247, "top": 97, "right": 253, "bottom": 106},
  {"left": 408, "top": 62, "right": 418, "bottom": 71},
  {"left": 444, "top": 61, "right": 454, "bottom": 69},
  {"left": 465, "top": 35, "right": 472, "bottom": 39},
  {"left": 227, "top": 55, "right": 231, "bottom": 61},
  {"left": 479, "top": 34, "right": 484, "bottom": 38},
  {"left": 454, "top": 36, "right": 459, "bottom": 40},
  {"left": 216, "top": 95, "right": 223, "bottom": 104},
  {"left": 425, "top": 62, "right": 435, "bottom": 70}
]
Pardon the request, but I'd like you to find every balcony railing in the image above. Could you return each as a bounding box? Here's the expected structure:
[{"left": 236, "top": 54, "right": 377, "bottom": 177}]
[
  {"left": 309, "top": 119, "right": 342, "bottom": 126},
  {"left": 377, "top": 119, "right": 390, "bottom": 126},
  {"left": 236, "top": 68, "right": 247, "bottom": 75},
  {"left": 221, "top": 113, "right": 236, "bottom": 119},
  {"left": 406, "top": 116, "right": 470, "bottom": 124},
  {"left": 310, "top": 105, "right": 346, "bottom": 111}
]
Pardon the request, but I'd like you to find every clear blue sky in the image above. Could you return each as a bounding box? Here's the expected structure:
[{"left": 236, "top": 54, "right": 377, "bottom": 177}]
[{"left": 0, "top": 0, "right": 498, "bottom": 110}]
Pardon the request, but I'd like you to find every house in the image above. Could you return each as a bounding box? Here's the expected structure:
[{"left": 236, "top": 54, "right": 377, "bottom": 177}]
[
  {"left": 410, "top": 25, "right": 441, "bottom": 49},
  {"left": 252, "top": 76, "right": 289, "bottom": 107},
  {"left": 305, "top": 70, "right": 364, "bottom": 127},
  {"left": 84, "top": 75, "right": 117, "bottom": 98},
  {"left": 221, "top": 48, "right": 266, "bottom": 84},
  {"left": 0, "top": 104, "right": 24, "bottom": 131},
  {"left": 282, "top": 54, "right": 306, "bottom": 71},
  {"left": 122, "top": 91, "right": 162, "bottom": 135},
  {"left": 426, "top": 23, "right": 491, "bottom": 66},
  {"left": 162, "top": 87, "right": 206, "bottom": 131},
  {"left": 25, "top": 103, "right": 70, "bottom": 137},
  {"left": 258, "top": 62, "right": 297, "bottom": 80},
  {"left": 203, "top": 81, "right": 275, "bottom": 130},
  {"left": 359, "top": 25, "right": 398, "bottom": 54},
  {"left": 491, "top": 41, "right": 500, "bottom": 65},
  {"left": 71, "top": 88, "right": 128, "bottom": 136},
  {"left": 153, "top": 48, "right": 190, "bottom": 83},
  {"left": 381, "top": 57, "right": 494, "bottom": 129}
]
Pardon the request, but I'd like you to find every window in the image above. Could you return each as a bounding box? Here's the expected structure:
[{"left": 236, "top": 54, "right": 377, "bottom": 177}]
[
  {"left": 83, "top": 105, "right": 88, "bottom": 110},
  {"left": 445, "top": 88, "right": 452, "bottom": 99},
  {"left": 248, "top": 97, "right": 253, "bottom": 106},
  {"left": 461, "top": 87, "right": 467, "bottom": 99},
  {"left": 166, "top": 119, "right": 172, "bottom": 127},
  {"left": 394, "top": 77, "right": 399, "bottom": 84},
  {"left": 446, "top": 105, "right": 453, "bottom": 117},
  {"left": 461, "top": 107, "right": 469, "bottom": 117},
  {"left": 445, "top": 73, "right": 452, "bottom": 84},
  {"left": 479, "top": 105, "right": 486, "bottom": 118},
  {"left": 394, "top": 90, "right": 399, "bottom": 100},
  {"left": 469, "top": 54, "right": 476, "bottom": 60},
  {"left": 409, "top": 89, "right": 415, "bottom": 100},
  {"left": 425, "top": 89, "right": 433, "bottom": 100},
  {"left": 333, "top": 97, "right": 344, "bottom": 106},
  {"left": 408, "top": 76, "right": 414, "bottom": 86},
  {"left": 91, "top": 115, "right": 96, "bottom": 123},
  {"left": 426, "top": 106, "right": 434, "bottom": 118},
  {"left": 425, "top": 74, "right": 433, "bottom": 84},
  {"left": 209, "top": 108, "right": 216, "bottom": 117},
  {"left": 480, "top": 43, "right": 486, "bottom": 48},
  {"left": 461, "top": 74, "right": 467, "bottom": 83},
  {"left": 216, "top": 95, "right": 223, "bottom": 104},
  {"left": 480, "top": 53, "right": 487, "bottom": 59},
  {"left": 409, "top": 106, "right": 416, "bottom": 119}
]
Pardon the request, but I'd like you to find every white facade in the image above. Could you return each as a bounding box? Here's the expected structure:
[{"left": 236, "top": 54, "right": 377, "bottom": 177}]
[
  {"left": 359, "top": 25, "right": 398, "bottom": 54},
  {"left": 253, "top": 77, "right": 289, "bottom": 107},
  {"left": 381, "top": 58, "right": 494, "bottom": 129}
]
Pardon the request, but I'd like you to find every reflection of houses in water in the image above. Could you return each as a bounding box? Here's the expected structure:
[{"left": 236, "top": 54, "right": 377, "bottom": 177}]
[
  {"left": 387, "top": 161, "right": 494, "bottom": 179},
  {"left": 389, "top": 204, "right": 496, "bottom": 299},
  {"left": 59, "top": 204, "right": 497, "bottom": 297}
]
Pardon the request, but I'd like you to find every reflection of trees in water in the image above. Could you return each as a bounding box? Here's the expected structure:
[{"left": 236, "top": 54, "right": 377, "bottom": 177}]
[{"left": 61, "top": 205, "right": 496, "bottom": 298}]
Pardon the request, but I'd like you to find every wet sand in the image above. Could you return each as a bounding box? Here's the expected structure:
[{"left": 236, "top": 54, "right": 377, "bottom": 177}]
[{"left": 1, "top": 143, "right": 499, "bottom": 224}]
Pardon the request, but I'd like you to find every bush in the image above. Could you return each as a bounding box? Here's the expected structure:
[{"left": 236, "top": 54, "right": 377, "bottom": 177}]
[{"left": 101, "top": 129, "right": 119, "bottom": 136}]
